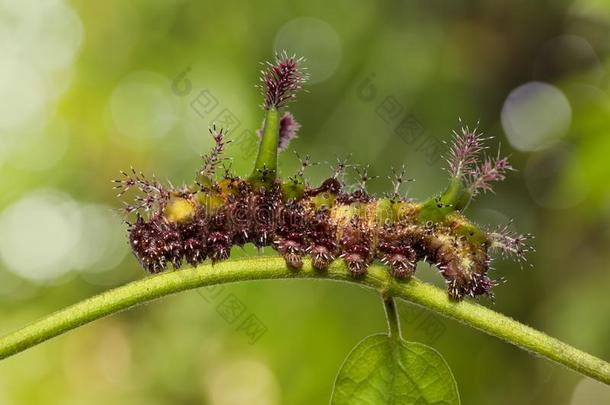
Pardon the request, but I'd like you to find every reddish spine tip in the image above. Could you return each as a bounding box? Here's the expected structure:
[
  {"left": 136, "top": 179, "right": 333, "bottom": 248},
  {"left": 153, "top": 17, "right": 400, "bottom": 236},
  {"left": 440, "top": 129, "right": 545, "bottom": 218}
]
[
  {"left": 259, "top": 52, "right": 308, "bottom": 110},
  {"left": 257, "top": 111, "right": 301, "bottom": 151},
  {"left": 446, "top": 121, "right": 513, "bottom": 196}
]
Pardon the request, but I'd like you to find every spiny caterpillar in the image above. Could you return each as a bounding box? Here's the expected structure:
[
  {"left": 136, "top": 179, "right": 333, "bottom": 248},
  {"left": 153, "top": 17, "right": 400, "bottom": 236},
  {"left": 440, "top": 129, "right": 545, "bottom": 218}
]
[{"left": 115, "top": 52, "right": 532, "bottom": 299}]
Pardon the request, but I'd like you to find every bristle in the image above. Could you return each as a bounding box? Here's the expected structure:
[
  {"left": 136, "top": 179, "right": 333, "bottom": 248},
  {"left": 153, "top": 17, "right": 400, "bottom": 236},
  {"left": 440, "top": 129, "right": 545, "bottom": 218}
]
[
  {"left": 309, "top": 244, "right": 335, "bottom": 270},
  {"left": 339, "top": 219, "right": 373, "bottom": 277},
  {"left": 354, "top": 165, "right": 378, "bottom": 191},
  {"left": 331, "top": 155, "right": 352, "bottom": 184},
  {"left": 128, "top": 215, "right": 181, "bottom": 273},
  {"left": 258, "top": 52, "right": 308, "bottom": 110},
  {"left": 199, "top": 125, "right": 230, "bottom": 184},
  {"left": 294, "top": 151, "right": 319, "bottom": 177},
  {"left": 466, "top": 152, "right": 513, "bottom": 196},
  {"left": 113, "top": 168, "right": 170, "bottom": 215},
  {"left": 208, "top": 231, "right": 230, "bottom": 263},
  {"left": 275, "top": 237, "right": 305, "bottom": 269},
  {"left": 446, "top": 121, "right": 513, "bottom": 196},
  {"left": 388, "top": 165, "right": 413, "bottom": 202},
  {"left": 256, "top": 111, "right": 301, "bottom": 151},
  {"left": 488, "top": 223, "right": 533, "bottom": 263},
  {"left": 447, "top": 122, "right": 485, "bottom": 178}
]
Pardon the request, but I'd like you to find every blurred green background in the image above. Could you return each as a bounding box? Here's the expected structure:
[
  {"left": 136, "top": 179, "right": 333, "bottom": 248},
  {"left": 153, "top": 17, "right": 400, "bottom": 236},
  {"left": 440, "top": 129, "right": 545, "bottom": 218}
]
[{"left": 1, "top": 0, "right": 610, "bottom": 403}]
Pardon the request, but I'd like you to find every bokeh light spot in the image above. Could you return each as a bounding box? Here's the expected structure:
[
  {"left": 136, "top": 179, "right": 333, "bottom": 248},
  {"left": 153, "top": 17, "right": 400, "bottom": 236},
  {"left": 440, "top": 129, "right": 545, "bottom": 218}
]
[
  {"left": 273, "top": 17, "right": 342, "bottom": 84},
  {"left": 571, "top": 378, "right": 610, "bottom": 404},
  {"left": 0, "top": 190, "right": 80, "bottom": 282},
  {"left": 72, "top": 204, "right": 128, "bottom": 273},
  {"left": 10, "top": 119, "right": 70, "bottom": 172},
  {"left": 501, "top": 82, "right": 572, "bottom": 151},
  {"left": 109, "top": 71, "right": 177, "bottom": 139},
  {"left": 0, "top": 56, "right": 46, "bottom": 130},
  {"left": 205, "top": 358, "right": 281, "bottom": 405},
  {"left": 524, "top": 142, "right": 589, "bottom": 209},
  {"left": 94, "top": 324, "right": 132, "bottom": 386},
  {"left": 0, "top": 0, "right": 84, "bottom": 72}
]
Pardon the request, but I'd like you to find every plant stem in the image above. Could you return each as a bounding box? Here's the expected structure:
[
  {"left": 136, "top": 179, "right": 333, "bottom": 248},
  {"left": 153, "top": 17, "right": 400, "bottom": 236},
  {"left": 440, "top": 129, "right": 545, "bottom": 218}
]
[
  {"left": 383, "top": 296, "right": 401, "bottom": 339},
  {"left": 0, "top": 257, "right": 608, "bottom": 385}
]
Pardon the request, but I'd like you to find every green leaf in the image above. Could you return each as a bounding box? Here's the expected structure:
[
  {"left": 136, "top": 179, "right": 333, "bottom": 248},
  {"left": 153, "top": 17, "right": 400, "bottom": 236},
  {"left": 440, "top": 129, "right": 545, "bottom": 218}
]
[{"left": 330, "top": 333, "right": 459, "bottom": 405}]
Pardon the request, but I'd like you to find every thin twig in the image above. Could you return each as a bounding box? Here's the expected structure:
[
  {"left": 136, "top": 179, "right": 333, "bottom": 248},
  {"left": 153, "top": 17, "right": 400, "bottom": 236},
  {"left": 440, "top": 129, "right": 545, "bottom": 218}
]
[{"left": 0, "top": 257, "right": 608, "bottom": 385}]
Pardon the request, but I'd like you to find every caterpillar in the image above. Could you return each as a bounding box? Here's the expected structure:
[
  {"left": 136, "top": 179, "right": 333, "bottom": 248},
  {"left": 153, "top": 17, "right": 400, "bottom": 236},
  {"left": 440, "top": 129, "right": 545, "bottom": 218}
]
[{"left": 115, "top": 52, "right": 532, "bottom": 300}]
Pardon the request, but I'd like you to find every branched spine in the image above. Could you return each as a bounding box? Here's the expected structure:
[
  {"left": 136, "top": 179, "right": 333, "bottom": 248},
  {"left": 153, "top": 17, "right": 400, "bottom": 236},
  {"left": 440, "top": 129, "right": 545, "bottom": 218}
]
[
  {"left": 199, "top": 126, "right": 230, "bottom": 187},
  {"left": 258, "top": 52, "right": 308, "bottom": 111}
]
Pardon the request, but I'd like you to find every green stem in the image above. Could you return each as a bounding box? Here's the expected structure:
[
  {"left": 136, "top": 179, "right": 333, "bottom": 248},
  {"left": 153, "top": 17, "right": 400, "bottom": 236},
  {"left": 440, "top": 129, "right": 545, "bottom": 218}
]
[
  {"left": 0, "top": 257, "right": 608, "bottom": 385},
  {"left": 383, "top": 296, "right": 401, "bottom": 339}
]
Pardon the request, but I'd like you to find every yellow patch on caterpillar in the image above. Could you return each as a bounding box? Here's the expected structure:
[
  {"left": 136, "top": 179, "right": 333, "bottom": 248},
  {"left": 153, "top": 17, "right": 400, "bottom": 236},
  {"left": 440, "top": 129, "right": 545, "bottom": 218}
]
[{"left": 164, "top": 197, "right": 196, "bottom": 224}]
